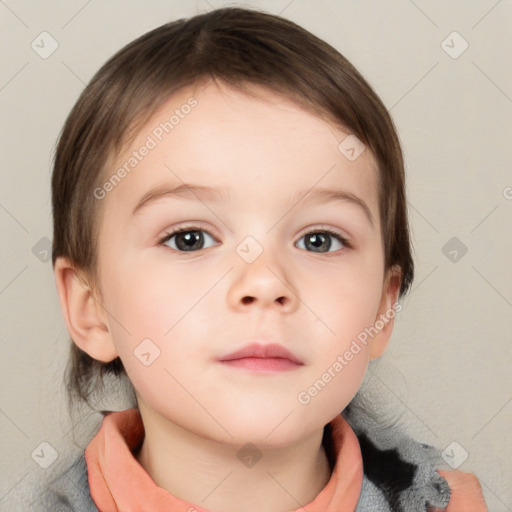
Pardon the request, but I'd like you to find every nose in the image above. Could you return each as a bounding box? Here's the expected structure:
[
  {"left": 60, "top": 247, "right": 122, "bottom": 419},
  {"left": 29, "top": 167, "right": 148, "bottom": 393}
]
[{"left": 227, "top": 246, "right": 298, "bottom": 313}]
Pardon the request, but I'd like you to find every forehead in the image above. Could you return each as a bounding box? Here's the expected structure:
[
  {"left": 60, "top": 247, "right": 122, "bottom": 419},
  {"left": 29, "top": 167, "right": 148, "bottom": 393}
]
[{"left": 103, "top": 80, "right": 379, "bottom": 224}]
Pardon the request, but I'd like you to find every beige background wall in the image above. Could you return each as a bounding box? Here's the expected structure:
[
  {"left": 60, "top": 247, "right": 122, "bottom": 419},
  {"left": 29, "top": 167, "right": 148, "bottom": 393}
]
[{"left": 1, "top": 0, "right": 511, "bottom": 509}]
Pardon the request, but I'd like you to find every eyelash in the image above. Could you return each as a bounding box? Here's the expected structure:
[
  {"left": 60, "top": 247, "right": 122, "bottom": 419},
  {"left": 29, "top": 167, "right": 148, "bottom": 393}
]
[{"left": 157, "top": 224, "right": 352, "bottom": 253}]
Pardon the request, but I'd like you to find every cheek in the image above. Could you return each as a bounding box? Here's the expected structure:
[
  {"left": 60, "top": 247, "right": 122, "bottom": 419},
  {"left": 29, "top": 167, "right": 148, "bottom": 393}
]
[
  {"left": 302, "top": 256, "right": 384, "bottom": 342},
  {"left": 103, "top": 250, "right": 213, "bottom": 333},
  {"left": 299, "top": 345, "right": 370, "bottom": 422},
  {"left": 100, "top": 259, "right": 219, "bottom": 396},
  {"left": 295, "top": 258, "right": 382, "bottom": 415},
  {"left": 296, "top": 293, "right": 375, "bottom": 422}
]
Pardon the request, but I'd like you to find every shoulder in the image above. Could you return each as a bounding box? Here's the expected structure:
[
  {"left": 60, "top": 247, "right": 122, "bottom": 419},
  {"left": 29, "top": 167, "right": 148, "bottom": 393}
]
[
  {"left": 12, "top": 450, "right": 98, "bottom": 512},
  {"left": 342, "top": 402, "right": 487, "bottom": 511},
  {"left": 354, "top": 429, "right": 452, "bottom": 511},
  {"left": 44, "top": 451, "right": 98, "bottom": 512}
]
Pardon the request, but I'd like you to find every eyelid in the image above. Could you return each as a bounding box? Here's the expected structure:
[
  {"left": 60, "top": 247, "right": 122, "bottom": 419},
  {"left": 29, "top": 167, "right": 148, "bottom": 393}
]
[
  {"left": 158, "top": 222, "right": 220, "bottom": 245},
  {"left": 296, "top": 224, "right": 352, "bottom": 248}
]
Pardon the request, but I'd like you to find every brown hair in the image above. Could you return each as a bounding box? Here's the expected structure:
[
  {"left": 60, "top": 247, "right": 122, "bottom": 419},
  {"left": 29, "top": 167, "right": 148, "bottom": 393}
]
[{"left": 51, "top": 6, "right": 414, "bottom": 410}]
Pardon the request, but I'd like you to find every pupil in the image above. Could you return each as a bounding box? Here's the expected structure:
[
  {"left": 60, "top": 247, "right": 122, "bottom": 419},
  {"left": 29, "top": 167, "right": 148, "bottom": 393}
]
[
  {"left": 308, "top": 233, "right": 330, "bottom": 252},
  {"left": 179, "top": 231, "right": 202, "bottom": 251}
]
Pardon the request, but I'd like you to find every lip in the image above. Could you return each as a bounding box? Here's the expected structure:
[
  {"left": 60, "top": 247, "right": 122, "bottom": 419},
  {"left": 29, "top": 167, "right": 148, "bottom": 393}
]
[{"left": 217, "top": 342, "right": 304, "bottom": 372}]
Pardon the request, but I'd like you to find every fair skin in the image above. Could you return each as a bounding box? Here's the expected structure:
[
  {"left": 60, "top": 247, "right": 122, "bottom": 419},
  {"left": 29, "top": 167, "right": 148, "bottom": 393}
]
[{"left": 55, "top": 79, "right": 400, "bottom": 512}]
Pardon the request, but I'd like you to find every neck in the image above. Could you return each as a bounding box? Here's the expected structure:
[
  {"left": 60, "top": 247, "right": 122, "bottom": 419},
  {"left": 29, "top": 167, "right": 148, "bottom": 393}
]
[{"left": 134, "top": 403, "right": 332, "bottom": 512}]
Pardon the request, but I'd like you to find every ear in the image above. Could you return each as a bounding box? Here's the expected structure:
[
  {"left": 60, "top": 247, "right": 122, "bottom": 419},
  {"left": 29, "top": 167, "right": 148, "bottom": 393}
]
[
  {"left": 54, "top": 256, "right": 119, "bottom": 362},
  {"left": 369, "top": 265, "right": 402, "bottom": 360}
]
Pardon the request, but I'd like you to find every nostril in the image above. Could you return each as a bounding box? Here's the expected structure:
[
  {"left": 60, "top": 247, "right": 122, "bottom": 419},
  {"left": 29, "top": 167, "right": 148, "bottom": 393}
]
[{"left": 240, "top": 296, "right": 287, "bottom": 305}]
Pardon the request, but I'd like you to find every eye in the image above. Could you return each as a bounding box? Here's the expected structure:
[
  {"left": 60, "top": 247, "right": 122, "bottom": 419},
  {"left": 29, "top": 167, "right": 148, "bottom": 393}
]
[
  {"left": 158, "top": 225, "right": 351, "bottom": 254},
  {"left": 296, "top": 227, "right": 351, "bottom": 253},
  {"left": 159, "top": 227, "right": 217, "bottom": 252}
]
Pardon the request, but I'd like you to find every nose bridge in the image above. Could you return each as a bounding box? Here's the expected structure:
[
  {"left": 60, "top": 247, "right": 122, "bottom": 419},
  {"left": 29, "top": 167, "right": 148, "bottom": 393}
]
[{"left": 228, "top": 232, "right": 297, "bottom": 310}]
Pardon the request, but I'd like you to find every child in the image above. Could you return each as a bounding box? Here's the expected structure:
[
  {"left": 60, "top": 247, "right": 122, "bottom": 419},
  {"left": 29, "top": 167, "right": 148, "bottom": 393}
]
[{"left": 39, "top": 6, "right": 486, "bottom": 511}]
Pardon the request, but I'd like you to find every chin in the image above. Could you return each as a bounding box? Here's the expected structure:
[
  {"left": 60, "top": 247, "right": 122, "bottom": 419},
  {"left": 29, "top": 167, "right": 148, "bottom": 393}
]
[{"left": 205, "top": 409, "right": 317, "bottom": 448}]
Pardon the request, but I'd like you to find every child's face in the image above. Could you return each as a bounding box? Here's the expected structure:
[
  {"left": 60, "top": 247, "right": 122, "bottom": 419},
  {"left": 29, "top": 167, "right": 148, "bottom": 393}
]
[{"left": 93, "top": 80, "right": 398, "bottom": 445}]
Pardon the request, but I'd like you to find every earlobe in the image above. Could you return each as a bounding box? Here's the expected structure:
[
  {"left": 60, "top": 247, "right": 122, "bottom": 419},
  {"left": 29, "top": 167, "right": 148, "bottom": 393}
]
[
  {"left": 54, "top": 256, "right": 119, "bottom": 363},
  {"left": 369, "top": 265, "right": 402, "bottom": 360}
]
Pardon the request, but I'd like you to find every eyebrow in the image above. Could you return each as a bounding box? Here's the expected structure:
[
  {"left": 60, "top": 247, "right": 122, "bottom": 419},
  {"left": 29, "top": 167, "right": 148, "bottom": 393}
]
[
  {"left": 131, "top": 183, "right": 229, "bottom": 216},
  {"left": 131, "top": 182, "right": 374, "bottom": 226}
]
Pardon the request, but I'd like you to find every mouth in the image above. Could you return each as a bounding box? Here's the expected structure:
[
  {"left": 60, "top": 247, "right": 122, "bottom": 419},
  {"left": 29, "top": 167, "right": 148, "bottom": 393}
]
[{"left": 217, "top": 342, "right": 304, "bottom": 373}]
